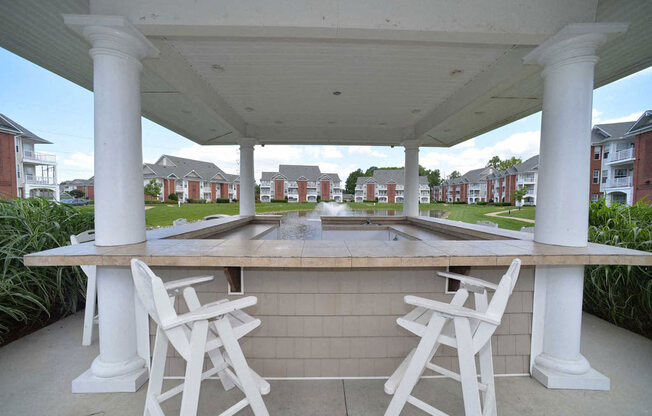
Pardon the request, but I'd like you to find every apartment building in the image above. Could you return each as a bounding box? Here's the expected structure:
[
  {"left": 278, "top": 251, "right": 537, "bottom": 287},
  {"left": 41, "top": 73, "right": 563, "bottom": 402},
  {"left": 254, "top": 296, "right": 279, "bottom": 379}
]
[
  {"left": 0, "top": 114, "right": 59, "bottom": 200},
  {"left": 354, "top": 169, "right": 430, "bottom": 203},
  {"left": 260, "top": 164, "right": 342, "bottom": 203},
  {"left": 60, "top": 177, "right": 94, "bottom": 199},
  {"left": 590, "top": 110, "right": 652, "bottom": 206},
  {"left": 434, "top": 155, "right": 538, "bottom": 206},
  {"left": 143, "top": 155, "right": 239, "bottom": 202}
]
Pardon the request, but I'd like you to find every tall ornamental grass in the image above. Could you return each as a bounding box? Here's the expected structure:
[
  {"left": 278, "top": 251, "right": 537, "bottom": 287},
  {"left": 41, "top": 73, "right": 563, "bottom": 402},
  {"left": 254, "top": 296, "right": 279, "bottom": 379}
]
[
  {"left": 585, "top": 199, "right": 651, "bottom": 338},
  {"left": 0, "top": 198, "right": 94, "bottom": 341}
]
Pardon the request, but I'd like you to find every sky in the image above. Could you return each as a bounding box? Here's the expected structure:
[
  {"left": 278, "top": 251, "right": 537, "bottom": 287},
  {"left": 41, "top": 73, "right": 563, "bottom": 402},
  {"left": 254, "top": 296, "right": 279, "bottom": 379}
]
[{"left": 0, "top": 47, "right": 650, "bottom": 183}]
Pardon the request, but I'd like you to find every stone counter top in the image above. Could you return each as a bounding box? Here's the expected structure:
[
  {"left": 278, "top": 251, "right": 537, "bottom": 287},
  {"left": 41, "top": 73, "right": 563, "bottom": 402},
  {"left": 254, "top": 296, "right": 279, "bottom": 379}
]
[{"left": 24, "top": 238, "right": 652, "bottom": 269}]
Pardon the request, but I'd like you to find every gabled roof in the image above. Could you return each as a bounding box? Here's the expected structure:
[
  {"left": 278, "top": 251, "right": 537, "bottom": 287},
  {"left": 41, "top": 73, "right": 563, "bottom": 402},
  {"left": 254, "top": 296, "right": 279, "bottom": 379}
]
[
  {"left": 0, "top": 114, "right": 51, "bottom": 144},
  {"left": 60, "top": 177, "right": 94, "bottom": 186},
  {"left": 144, "top": 154, "right": 236, "bottom": 183},
  {"left": 513, "top": 155, "right": 539, "bottom": 173},
  {"left": 591, "top": 121, "right": 637, "bottom": 143},
  {"left": 356, "top": 168, "right": 428, "bottom": 186},
  {"left": 261, "top": 165, "right": 340, "bottom": 182},
  {"left": 626, "top": 110, "right": 652, "bottom": 136}
]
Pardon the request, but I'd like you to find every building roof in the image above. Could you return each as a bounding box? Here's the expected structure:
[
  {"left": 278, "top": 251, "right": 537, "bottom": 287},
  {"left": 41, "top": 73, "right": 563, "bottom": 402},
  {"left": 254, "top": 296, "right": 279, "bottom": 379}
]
[
  {"left": 60, "top": 177, "right": 94, "bottom": 186},
  {"left": 626, "top": 110, "right": 652, "bottom": 136},
  {"left": 0, "top": 114, "right": 51, "bottom": 144},
  {"left": 513, "top": 155, "right": 539, "bottom": 173},
  {"left": 356, "top": 168, "right": 428, "bottom": 186},
  {"left": 261, "top": 165, "right": 340, "bottom": 182},
  {"left": 144, "top": 154, "right": 236, "bottom": 182},
  {"left": 591, "top": 121, "right": 636, "bottom": 143}
]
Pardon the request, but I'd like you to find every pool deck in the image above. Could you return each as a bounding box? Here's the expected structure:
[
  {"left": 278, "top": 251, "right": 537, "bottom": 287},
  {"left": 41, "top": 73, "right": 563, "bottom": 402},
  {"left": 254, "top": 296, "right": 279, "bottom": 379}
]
[
  {"left": 1, "top": 311, "right": 649, "bottom": 415},
  {"left": 23, "top": 215, "right": 652, "bottom": 269}
]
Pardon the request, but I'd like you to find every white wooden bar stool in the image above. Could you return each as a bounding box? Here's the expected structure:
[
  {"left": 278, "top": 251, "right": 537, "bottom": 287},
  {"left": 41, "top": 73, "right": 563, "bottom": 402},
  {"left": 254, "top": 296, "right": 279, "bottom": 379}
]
[
  {"left": 131, "top": 259, "right": 270, "bottom": 416},
  {"left": 384, "top": 259, "right": 522, "bottom": 416},
  {"left": 70, "top": 230, "right": 97, "bottom": 346}
]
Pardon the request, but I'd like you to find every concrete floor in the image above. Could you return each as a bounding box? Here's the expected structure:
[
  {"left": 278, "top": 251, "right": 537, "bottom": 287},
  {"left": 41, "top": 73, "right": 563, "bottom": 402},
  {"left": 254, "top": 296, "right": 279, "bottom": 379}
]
[{"left": 1, "top": 313, "right": 650, "bottom": 416}]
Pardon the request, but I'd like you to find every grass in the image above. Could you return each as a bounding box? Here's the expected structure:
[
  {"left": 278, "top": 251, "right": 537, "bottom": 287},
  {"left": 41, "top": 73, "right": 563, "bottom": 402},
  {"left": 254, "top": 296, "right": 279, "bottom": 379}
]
[
  {"left": 346, "top": 202, "right": 534, "bottom": 231},
  {"left": 78, "top": 202, "right": 319, "bottom": 227},
  {"left": 0, "top": 198, "right": 94, "bottom": 342},
  {"left": 494, "top": 207, "right": 536, "bottom": 220}
]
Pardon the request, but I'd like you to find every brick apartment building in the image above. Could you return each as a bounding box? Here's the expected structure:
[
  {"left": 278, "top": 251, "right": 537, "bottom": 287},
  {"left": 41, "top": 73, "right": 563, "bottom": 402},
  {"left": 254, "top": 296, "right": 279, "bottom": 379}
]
[
  {"left": 0, "top": 114, "right": 59, "bottom": 200},
  {"left": 260, "top": 164, "right": 342, "bottom": 202}
]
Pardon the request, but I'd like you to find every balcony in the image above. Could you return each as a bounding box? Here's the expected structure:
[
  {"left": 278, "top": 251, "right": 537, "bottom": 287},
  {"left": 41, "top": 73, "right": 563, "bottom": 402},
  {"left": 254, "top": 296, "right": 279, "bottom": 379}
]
[
  {"left": 518, "top": 175, "right": 536, "bottom": 183},
  {"left": 25, "top": 175, "right": 56, "bottom": 185},
  {"left": 606, "top": 176, "right": 633, "bottom": 188},
  {"left": 23, "top": 150, "right": 57, "bottom": 164},
  {"left": 606, "top": 148, "right": 634, "bottom": 165}
]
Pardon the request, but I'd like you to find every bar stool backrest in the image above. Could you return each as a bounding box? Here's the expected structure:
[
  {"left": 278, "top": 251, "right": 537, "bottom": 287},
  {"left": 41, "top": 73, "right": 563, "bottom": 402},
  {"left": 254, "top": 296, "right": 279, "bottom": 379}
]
[
  {"left": 472, "top": 258, "right": 521, "bottom": 352},
  {"left": 70, "top": 229, "right": 95, "bottom": 244},
  {"left": 131, "top": 259, "right": 190, "bottom": 357}
]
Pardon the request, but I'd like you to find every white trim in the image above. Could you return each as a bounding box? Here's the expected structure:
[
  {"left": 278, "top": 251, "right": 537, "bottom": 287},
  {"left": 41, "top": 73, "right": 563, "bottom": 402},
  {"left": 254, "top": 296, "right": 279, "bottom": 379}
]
[
  {"left": 227, "top": 268, "right": 245, "bottom": 295},
  {"left": 183, "top": 169, "right": 202, "bottom": 179},
  {"left": 530, "top": 266, "right": 547, "bottom": 373}
]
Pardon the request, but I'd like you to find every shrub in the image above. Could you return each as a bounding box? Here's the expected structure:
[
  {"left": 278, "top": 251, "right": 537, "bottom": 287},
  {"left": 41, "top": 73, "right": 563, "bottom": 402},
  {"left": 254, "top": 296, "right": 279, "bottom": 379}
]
[
  {"left": 168, "top": 193, "right": 178, "bottom": 201},
  {"left": 452, "top": 201, "right": 467, "bottom": 204},
  {"left": 363, "top": 200, "right": 376, "bottom": 203},
  {"left": 144, "top": 200, "right": 163, "bottom": 205},
  {"left": 436, "top": 200, "right": 446, "bottom": 203},
  {"left": 165, "top": 199, "right": 179, "bottom": 204},
  {"left": 186, "top": 198, "right": 207, "bottom": 204},
  {"left": 476, "top": 201, "right": 488, "bottom": 205},
  {"left": 317, "top": 195, "right": 321, "bottom": 202},
  {"left": 493, "top": 202, "right": 512, "bottom": 206},
  {"left": 215, "top": 198, "right": 230, "bottom": 204},
  {"left": 271, "top": 199, "right": 286, "bottom": 203},
  {"left": 584, "top": 199, "right": 651, "bottom": 338},
  {"left": 0, "top": 198, "right": 94, "bottom": 343}
]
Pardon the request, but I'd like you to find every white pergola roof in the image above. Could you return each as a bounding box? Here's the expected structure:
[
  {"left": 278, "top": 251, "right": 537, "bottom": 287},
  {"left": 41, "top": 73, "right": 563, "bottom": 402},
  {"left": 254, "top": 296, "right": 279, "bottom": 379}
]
[{"left": 1, "top": 0, "right": 650, "bottom": 147}]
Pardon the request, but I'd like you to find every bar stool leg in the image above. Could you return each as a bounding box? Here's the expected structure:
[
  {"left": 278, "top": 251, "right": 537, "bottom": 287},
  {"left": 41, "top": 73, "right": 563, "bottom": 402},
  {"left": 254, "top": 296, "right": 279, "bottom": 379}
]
[
  {"left": 145, "top": 327, "right": 168, "bottom": 416},
  {"left": 180, "top": 321, "right": 209, "bottom": 416},
  {"left": 215, "top": 317, "right": 270, "bottom": 416},
  {"left": 454, "top": 318, "right": 482, "bottom": 416}
]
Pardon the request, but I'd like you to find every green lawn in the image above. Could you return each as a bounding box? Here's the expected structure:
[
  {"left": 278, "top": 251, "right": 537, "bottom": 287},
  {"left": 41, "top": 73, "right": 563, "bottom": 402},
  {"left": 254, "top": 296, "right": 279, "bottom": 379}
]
[
  {"left": 345, "top": 202, "right": 535, "bottom": 231},
  {"left": 78, "top": 201, "right": 535, "bottom": 230},
  {"left": 78, "top": 202, "right": 319, "bottom": 227},
  {"left": 494, "top": 206, "right": 536, "bottom": 220}
]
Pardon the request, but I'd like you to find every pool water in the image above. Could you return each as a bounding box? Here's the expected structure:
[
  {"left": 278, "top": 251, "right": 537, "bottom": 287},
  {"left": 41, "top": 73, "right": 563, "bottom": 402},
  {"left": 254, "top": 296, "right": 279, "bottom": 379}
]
[{"left": 275, "top": 202, "right": 444, "bottom": 240}]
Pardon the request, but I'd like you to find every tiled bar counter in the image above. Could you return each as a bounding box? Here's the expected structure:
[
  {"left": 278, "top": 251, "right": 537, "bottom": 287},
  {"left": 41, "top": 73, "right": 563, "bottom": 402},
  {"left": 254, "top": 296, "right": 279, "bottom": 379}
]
[{"left": 24, "top": 216, "right": 652, "bottom": 378}]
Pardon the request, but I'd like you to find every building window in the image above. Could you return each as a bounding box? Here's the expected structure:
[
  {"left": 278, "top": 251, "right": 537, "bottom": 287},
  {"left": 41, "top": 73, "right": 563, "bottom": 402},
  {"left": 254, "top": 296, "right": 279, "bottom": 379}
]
[
  {"left": 602, "top": 170, "right": 608, "bottom": 184},
  {"left": 592, "top": 170, "right": 600, "bottom": 184},
  {"left": 591, "top": 193, "right": 599, "bottom": 202},
  {"left": 603, "top": 150, "right": 609, "bottom": 159},
  {"left": 593, "top": 146, "right": 601, "bottom": 160}
]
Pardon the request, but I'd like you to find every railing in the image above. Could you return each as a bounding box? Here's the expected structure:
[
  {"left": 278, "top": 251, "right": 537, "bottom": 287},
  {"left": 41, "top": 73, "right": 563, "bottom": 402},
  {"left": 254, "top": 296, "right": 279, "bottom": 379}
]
[
  {"left": 607, "top": 176, "right": 633, "bottom": 187},
  {"left": 23, "top": 150, "right": 57, "bottom": 163},
  {"left": 518, "top": 175, "right": 536, "bottom": 183},
  {"left": 610, "top": 148, "right": 634, "bottom": 162},
  {"left": 25, "top": 175, "right": 56, "bottom": 185}
]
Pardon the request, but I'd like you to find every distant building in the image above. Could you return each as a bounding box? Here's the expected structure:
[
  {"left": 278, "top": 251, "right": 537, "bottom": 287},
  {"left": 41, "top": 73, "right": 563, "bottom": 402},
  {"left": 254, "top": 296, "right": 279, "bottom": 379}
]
[
  {"left": 260, "top": 165, "right": 342, "bottom": 203},
  {"left": 354, "top": 169, "right": 430, "bottom": 203},
  {"left": 434, "top": 155, "right": 538, "bottom": 206},
  {"left": 60, "top": 177, "right": 94, "bottom": 199},
  {"left": 143, "top": 155, "right": 239, "bottom": 202},
  {"left": 590, "top": 110, "right": 652, "bottom": 206},
  {"left": 0, "top": 114, "right": 59, "bottom": 200}
]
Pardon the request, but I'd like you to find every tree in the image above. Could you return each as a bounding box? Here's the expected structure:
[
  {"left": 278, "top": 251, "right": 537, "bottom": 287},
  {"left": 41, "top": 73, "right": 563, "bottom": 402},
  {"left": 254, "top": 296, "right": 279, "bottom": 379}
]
[
  {"left": 69, "top": 189, "right": 85, "bottom": 199},
  {"left": 486, "top": 156, "right": 501, "bottom": 169},
  {"left": 144, "top": 179, "right": 162, "bottom": 199},
  {"left": 364, "top": 166, "right": 378, "bottom": 176},
  {"left": 345, "top": 169, "right": 365, "bottom": 194},
  {"left": 448, "top": 170, "right": 461, "bottom": 179},
  {"left": 499, "top": 156, "right": 522, "bottom": 170},
  {"left": 419, "top": 166, "right": 441, "bottom": 187},
  {"left": 512, "top": 186, "right": 528, "bottom": 209},
  {"left": 486, "top": 155, "right": 522, "bottom": 170}
]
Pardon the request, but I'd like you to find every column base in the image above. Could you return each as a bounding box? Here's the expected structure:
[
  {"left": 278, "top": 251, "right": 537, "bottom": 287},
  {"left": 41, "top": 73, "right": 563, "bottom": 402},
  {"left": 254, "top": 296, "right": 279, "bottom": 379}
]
[
  {"left": 72, "top": 367, "right": 148, "bottom": 393},
  {"left": 532, "top": 364, "right": 610, "bottom": 391}
]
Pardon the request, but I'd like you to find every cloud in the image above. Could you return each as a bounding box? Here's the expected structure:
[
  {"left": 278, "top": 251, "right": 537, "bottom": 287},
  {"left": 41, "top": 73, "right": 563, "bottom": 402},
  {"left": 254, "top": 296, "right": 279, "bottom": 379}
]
[
  {"left": 347, "top": 146, "right": 387, "bottom": 158},
  {"left": 599, "top": 111, "right": 642, "bottom": 125},
  {"left": 59, "top": 151, "right": 94, "bottom": 181},
  {"left": 421, "top": 130, "right": 540, "bottom": 176},
  {"left": 304, "top": 146, "right": 343, "bottom": 159}
]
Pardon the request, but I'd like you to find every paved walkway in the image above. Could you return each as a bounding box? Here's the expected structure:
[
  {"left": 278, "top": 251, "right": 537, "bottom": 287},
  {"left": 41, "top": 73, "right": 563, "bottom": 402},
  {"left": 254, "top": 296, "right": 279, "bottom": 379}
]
[
  {"left": 1, "top": 313, "right": 650, "bottom": 415},
  {"left": 486, "top": 210, "right": 536, "bottom": 223}
]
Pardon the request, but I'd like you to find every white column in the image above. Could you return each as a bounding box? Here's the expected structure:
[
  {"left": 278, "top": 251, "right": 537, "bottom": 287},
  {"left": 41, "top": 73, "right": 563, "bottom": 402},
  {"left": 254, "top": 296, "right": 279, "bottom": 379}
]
[
  {"left": 64, "top": 15, "right": 159, "bottom": 393},
  {"left": 524, "top": 23, "right": 627, "bottom": 391},
  {"left": 239, "top": 138, "right": 256, "bottom": 216},
  {"left": 403, "top": 139, "right": 420, "bottom": 217}
]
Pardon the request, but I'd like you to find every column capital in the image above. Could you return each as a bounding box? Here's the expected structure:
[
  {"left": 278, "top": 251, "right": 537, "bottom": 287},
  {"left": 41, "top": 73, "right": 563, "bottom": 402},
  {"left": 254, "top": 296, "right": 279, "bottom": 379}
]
[
  {"left": 401, "top": 139, "right": 422, "bottom": 150},
  {"left": 64, "top": 14, "right": 159, "bottom": 61},
  {"left": 238, "top": 137, "right": 258, "bottom": 148},
  {"left": 523, "top": 23, "right": 627, "bottom": 73}
]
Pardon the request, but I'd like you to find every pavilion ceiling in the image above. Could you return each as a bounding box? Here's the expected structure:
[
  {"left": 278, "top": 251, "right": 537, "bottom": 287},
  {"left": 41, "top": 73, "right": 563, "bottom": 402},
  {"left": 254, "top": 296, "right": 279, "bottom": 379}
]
[{"left": 0, "top": 0, "right": 650, "bottom": 147}]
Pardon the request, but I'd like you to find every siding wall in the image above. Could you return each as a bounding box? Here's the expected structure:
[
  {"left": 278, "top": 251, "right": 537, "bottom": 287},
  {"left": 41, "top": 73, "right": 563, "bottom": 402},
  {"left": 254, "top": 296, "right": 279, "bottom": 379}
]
[
  {"left": 633, "top": 131, "right": 652, "bottom": 204},
  {"left": 590, "top": 145, "right": 603, "bottom": 200},
  {"left": 151, "top": 265, "right": 534, "bottom": 378},
  {"left": 0, "top": 132, "right": 17, "bottom": 197}
]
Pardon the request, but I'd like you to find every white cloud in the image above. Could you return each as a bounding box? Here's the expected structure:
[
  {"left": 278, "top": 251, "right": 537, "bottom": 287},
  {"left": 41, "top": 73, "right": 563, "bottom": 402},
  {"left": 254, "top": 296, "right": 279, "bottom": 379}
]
[
  {"left": 599, "top": 111, "right": 642, "bottom": 125},
  {"left": 62, "top": 151, "right": 93, "bottom": 169},
  {"left": 592, "top": 108, "right": 603, "bottom": 124},
  {"left": 421, "top": 130, "right": 540, "bottom": 176},
  {"left": 59, "top": 152, "right": 94, "bottom": 181},
  {"left": 304, "top": 146, "right": 343, "bottom": 159}
]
